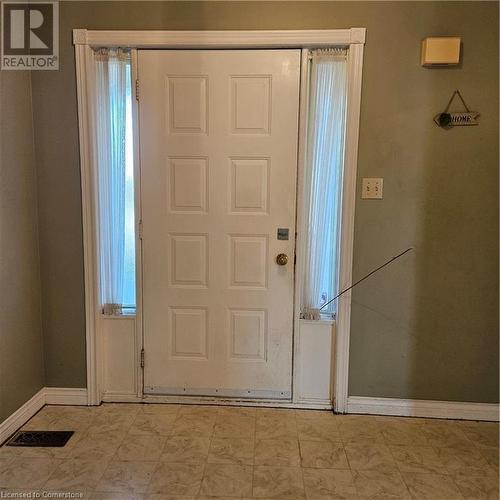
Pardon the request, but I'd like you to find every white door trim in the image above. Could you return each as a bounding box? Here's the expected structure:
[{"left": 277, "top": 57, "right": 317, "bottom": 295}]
[
  {"left": 75, "top": 43, "right": 101, "bottom": 405},
  {"left": 334, "top": 43, "right": 364, "bottom": 413},
  {"left": 74, "top": 28, "right": 365, "bottom": 407},
  {"left": 73, "top": 29, "right": 366, "bottom": 48}
]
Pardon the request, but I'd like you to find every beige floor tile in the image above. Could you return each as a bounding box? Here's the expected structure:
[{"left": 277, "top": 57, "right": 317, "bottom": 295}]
[
  {"left": 477, "top": 446, "right": 499, "bottom": 470},
  {"left": 8, "top": 404, "right": 495, "bottom": 496},
  {"left": 161, "top": 436, "right": 210, "bottom": 463},
  {"left": 257, "top": 408, "right": 297, "bottom": 419},
  {"left": 0, "top": 446, "right": 21, "bottom": 460},
  {"left": 177, "top": 405, "right": 219, "bottom": 418},
  {"left": 416, "top": 418, "right": 456, "bottom": 426},
  {"left": 295, "top": 413, "right": 338, "bottom": 425},
  {"left": 148, "top": 462, "right": 204, "bottom": 495},
  {"left": 45, "top": 459, "right": 108, "bottom": 490},
  {"left": 96, "top": 403, "right": 141, "bottom": 415},
  {"left": 402, "top": 472, "right": 464, "bottom": 499},
  {"left": 171, "top": 415, "right": 216, "bottom": 437},
  {"left": 0, "top": 457, "right": 58, "bottom": 489},
  {"left": 375, "top": 416, "right": 425, "bottom": 426},
  {"left": 89, "top": 412, "right": 136, "bottom": 434},
  {"left": 129, "top": 413, "right": 177, "bottom": 436},
  {"left": 299, "top": 440, "right": 349, "bottom": 469},
  {"left": 24, "top": 411, "right": 93, "bottom": 432},
  {"left": 217, "top": 406, "right": 257, "bottom": 418},
  {"left": 297, "top": 419, "right": 341, "bottom": 442},
  {"left": 54, "top": 406, "right": 95, "bottom": 420},
  {"left": 435, "top": 445, "right": 494, "bottom": 476},
  {"left": 200, "top": 463, "right": 253, "bottom": 497},
  {"left": 140, "top": 404, "right": 181, "bottom": 415},
  {"left": 338, "top": 420, "right": 385, "bottom": 445},
  {"left": 256, "top": 416, "right": 298, "bottom": 440},
  {"left": 34, "top": 405, "right": 63, "bottom": 416},
  {"left": 345, "top": 444, "right": 397, "bottom": 471},
  {"left": 68, "top": 429, "right": 126, "bottom": 460},
  {"left": 145, "top": 495, "right": 195, "bottom": 500},
  {"left": 21, "top": 409, "right": 59, "bottom": 430},
  {"left": 303, "top": 468, "right": 357, "bottom": 499},
  {"left": 0, "top": 455, "right": 14, "bottom": 470},
  {"left": 380, "top": 423, "right": 430, "bottom": 446},
  {"left": 421, "top": 424, "right": 474, "bottom": 449},
  {"left": 114, "top": 434, "right": 167, "bottom": 461},
  {"left": 454, "top": 474, "right": 500, "bottom": 500},
  {"left": 45, "top": 406, "right": 94, "bottom": 420},
  {"left": 95, "top": 460, "right": 157, "bottom": 493},
  {"left": 459, "top": 423, "right": 499, "bottom": 449},
  {"left": 295, "top": 410, "right": 337, "bottom": 421},
  {"left": 390, "top": 445, "right": 447, "bottom": 474},
  {"left": 253, "top": 466, "right": 305, "bottom": 498},
  {"left": 198, "top": 497, "right": 250, "bottom": 500},
  {"left": 352, "top": 469, "right": 410, "bottom": 499},
  {"left": 91, "top": 493, "right": 144, "bottom": 500},
  {"left": 208, "top": 437, "right": 254, "bottom": 465},
  {"left": 255, "top": 438, "right": 300, "bottom": 466},
  {"left": 214, "top": 415, "right": 256, "bottom": 438},
  {"left": 336, "top": 415, "right": 381, "bottom": 426}
]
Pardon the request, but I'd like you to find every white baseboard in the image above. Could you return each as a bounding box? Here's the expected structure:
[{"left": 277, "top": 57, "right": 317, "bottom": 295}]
[
  {"left": 347, "top": 396, "right": 500, "bottom": 422},
  {"left": 0, "top": 388, "right": 46, "bottom": 444},
  {"left": 44, "top": 387, "right": 88, "bottom": 406},
  {"left": 293, "top": 397, "right": 333, "bottom": 410},
  {"left": 0, "top": 387, "right": 89, "bottom": 444},
  {"left": 2, "top": 390, "right": 495, "bottom": 445}
]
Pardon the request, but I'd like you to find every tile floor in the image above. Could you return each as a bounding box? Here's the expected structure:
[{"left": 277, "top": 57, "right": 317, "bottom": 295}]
[{"left": 0, "top": 403, "right": 498, "bottom": 499}]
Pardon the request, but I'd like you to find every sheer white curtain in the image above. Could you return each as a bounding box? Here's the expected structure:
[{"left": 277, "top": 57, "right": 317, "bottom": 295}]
[
  {"left": 94, "top": 48, "right": 132, "bottom": 315},
  {"left": 301, "top": 48, "right": 348, "bottom": 317}
]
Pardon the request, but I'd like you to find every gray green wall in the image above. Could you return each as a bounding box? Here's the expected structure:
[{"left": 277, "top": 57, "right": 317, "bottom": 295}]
[
  {"left": 0, "top": 72, "right": 44, "bottom": 421},
  {"left": 29, "top": 1, "right": 498, "bottom": 401}
]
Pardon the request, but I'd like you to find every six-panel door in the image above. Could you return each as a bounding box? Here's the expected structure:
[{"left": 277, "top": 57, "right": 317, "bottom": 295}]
[{"left": 139, "top": 49, "right": 300, "bottom": 398}]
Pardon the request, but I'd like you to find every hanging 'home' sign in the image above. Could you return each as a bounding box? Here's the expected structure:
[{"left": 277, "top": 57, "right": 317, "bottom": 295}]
[{"left": 434, "top": 90, "right": 480, "bottom": 128}]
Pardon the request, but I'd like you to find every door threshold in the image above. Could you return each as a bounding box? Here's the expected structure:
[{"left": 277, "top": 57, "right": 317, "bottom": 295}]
[
  {"left": 140, "top": 393, "right": 332, "bottom": 410},
  {"left": 144, "top": 386, "right": 290, "bottom": 399}
]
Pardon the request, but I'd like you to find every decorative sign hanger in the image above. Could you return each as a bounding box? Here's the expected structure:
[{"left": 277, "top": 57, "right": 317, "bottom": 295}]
[{"left": 434, "top": 90, "right": 480, "bottom": 128}]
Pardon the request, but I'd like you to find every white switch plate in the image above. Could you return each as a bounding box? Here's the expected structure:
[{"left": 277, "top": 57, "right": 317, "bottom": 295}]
[{"left": 362, "top": 178, "right": 383, "bottom": 199}]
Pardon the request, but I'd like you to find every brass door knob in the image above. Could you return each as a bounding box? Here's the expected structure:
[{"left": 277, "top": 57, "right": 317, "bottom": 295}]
[{"left": 276, "top": 253, "right": 288, "bottom": 266}]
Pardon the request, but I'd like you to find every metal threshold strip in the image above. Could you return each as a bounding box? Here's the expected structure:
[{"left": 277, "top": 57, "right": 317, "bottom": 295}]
[{"left": 145, "top": 386, "right": 291, "bottom": 399}]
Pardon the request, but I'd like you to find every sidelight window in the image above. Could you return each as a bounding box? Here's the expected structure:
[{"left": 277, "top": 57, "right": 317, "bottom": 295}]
[
  {"left": 301, "top": 48, "right": 348, "bottom": 317},
  {"left": 94, "top": 48, "right": 136, "bottom": 315}
]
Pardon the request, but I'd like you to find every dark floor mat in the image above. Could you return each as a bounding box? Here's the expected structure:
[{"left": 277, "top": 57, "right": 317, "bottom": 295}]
[{"left": 6, "top": 430, "right": 74, "bottom": 447}]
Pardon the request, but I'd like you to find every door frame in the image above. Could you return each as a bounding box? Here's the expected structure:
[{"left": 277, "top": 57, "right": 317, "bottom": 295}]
[{"left": 74, "top": 28, "right": 365, "bottom": 412}]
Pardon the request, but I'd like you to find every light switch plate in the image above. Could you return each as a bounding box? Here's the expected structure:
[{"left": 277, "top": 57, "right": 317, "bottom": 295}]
[{"left": 362, "top": 178, "right": 383, "bottom": 199}]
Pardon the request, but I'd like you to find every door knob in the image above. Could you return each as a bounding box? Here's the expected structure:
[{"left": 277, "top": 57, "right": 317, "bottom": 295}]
[{"left": 276, "top": 253, "right": 288, "bottom": 266}]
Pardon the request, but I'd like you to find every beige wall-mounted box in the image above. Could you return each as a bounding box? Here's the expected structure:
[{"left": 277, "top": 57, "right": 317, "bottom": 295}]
[{"left": 421, "top": 37, "right": 461, "bottom": 66}]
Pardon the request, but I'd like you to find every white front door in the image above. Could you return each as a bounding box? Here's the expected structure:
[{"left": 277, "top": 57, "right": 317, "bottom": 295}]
[{"left": 139, "top": 49, "right": 300, "bottom": 398}]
